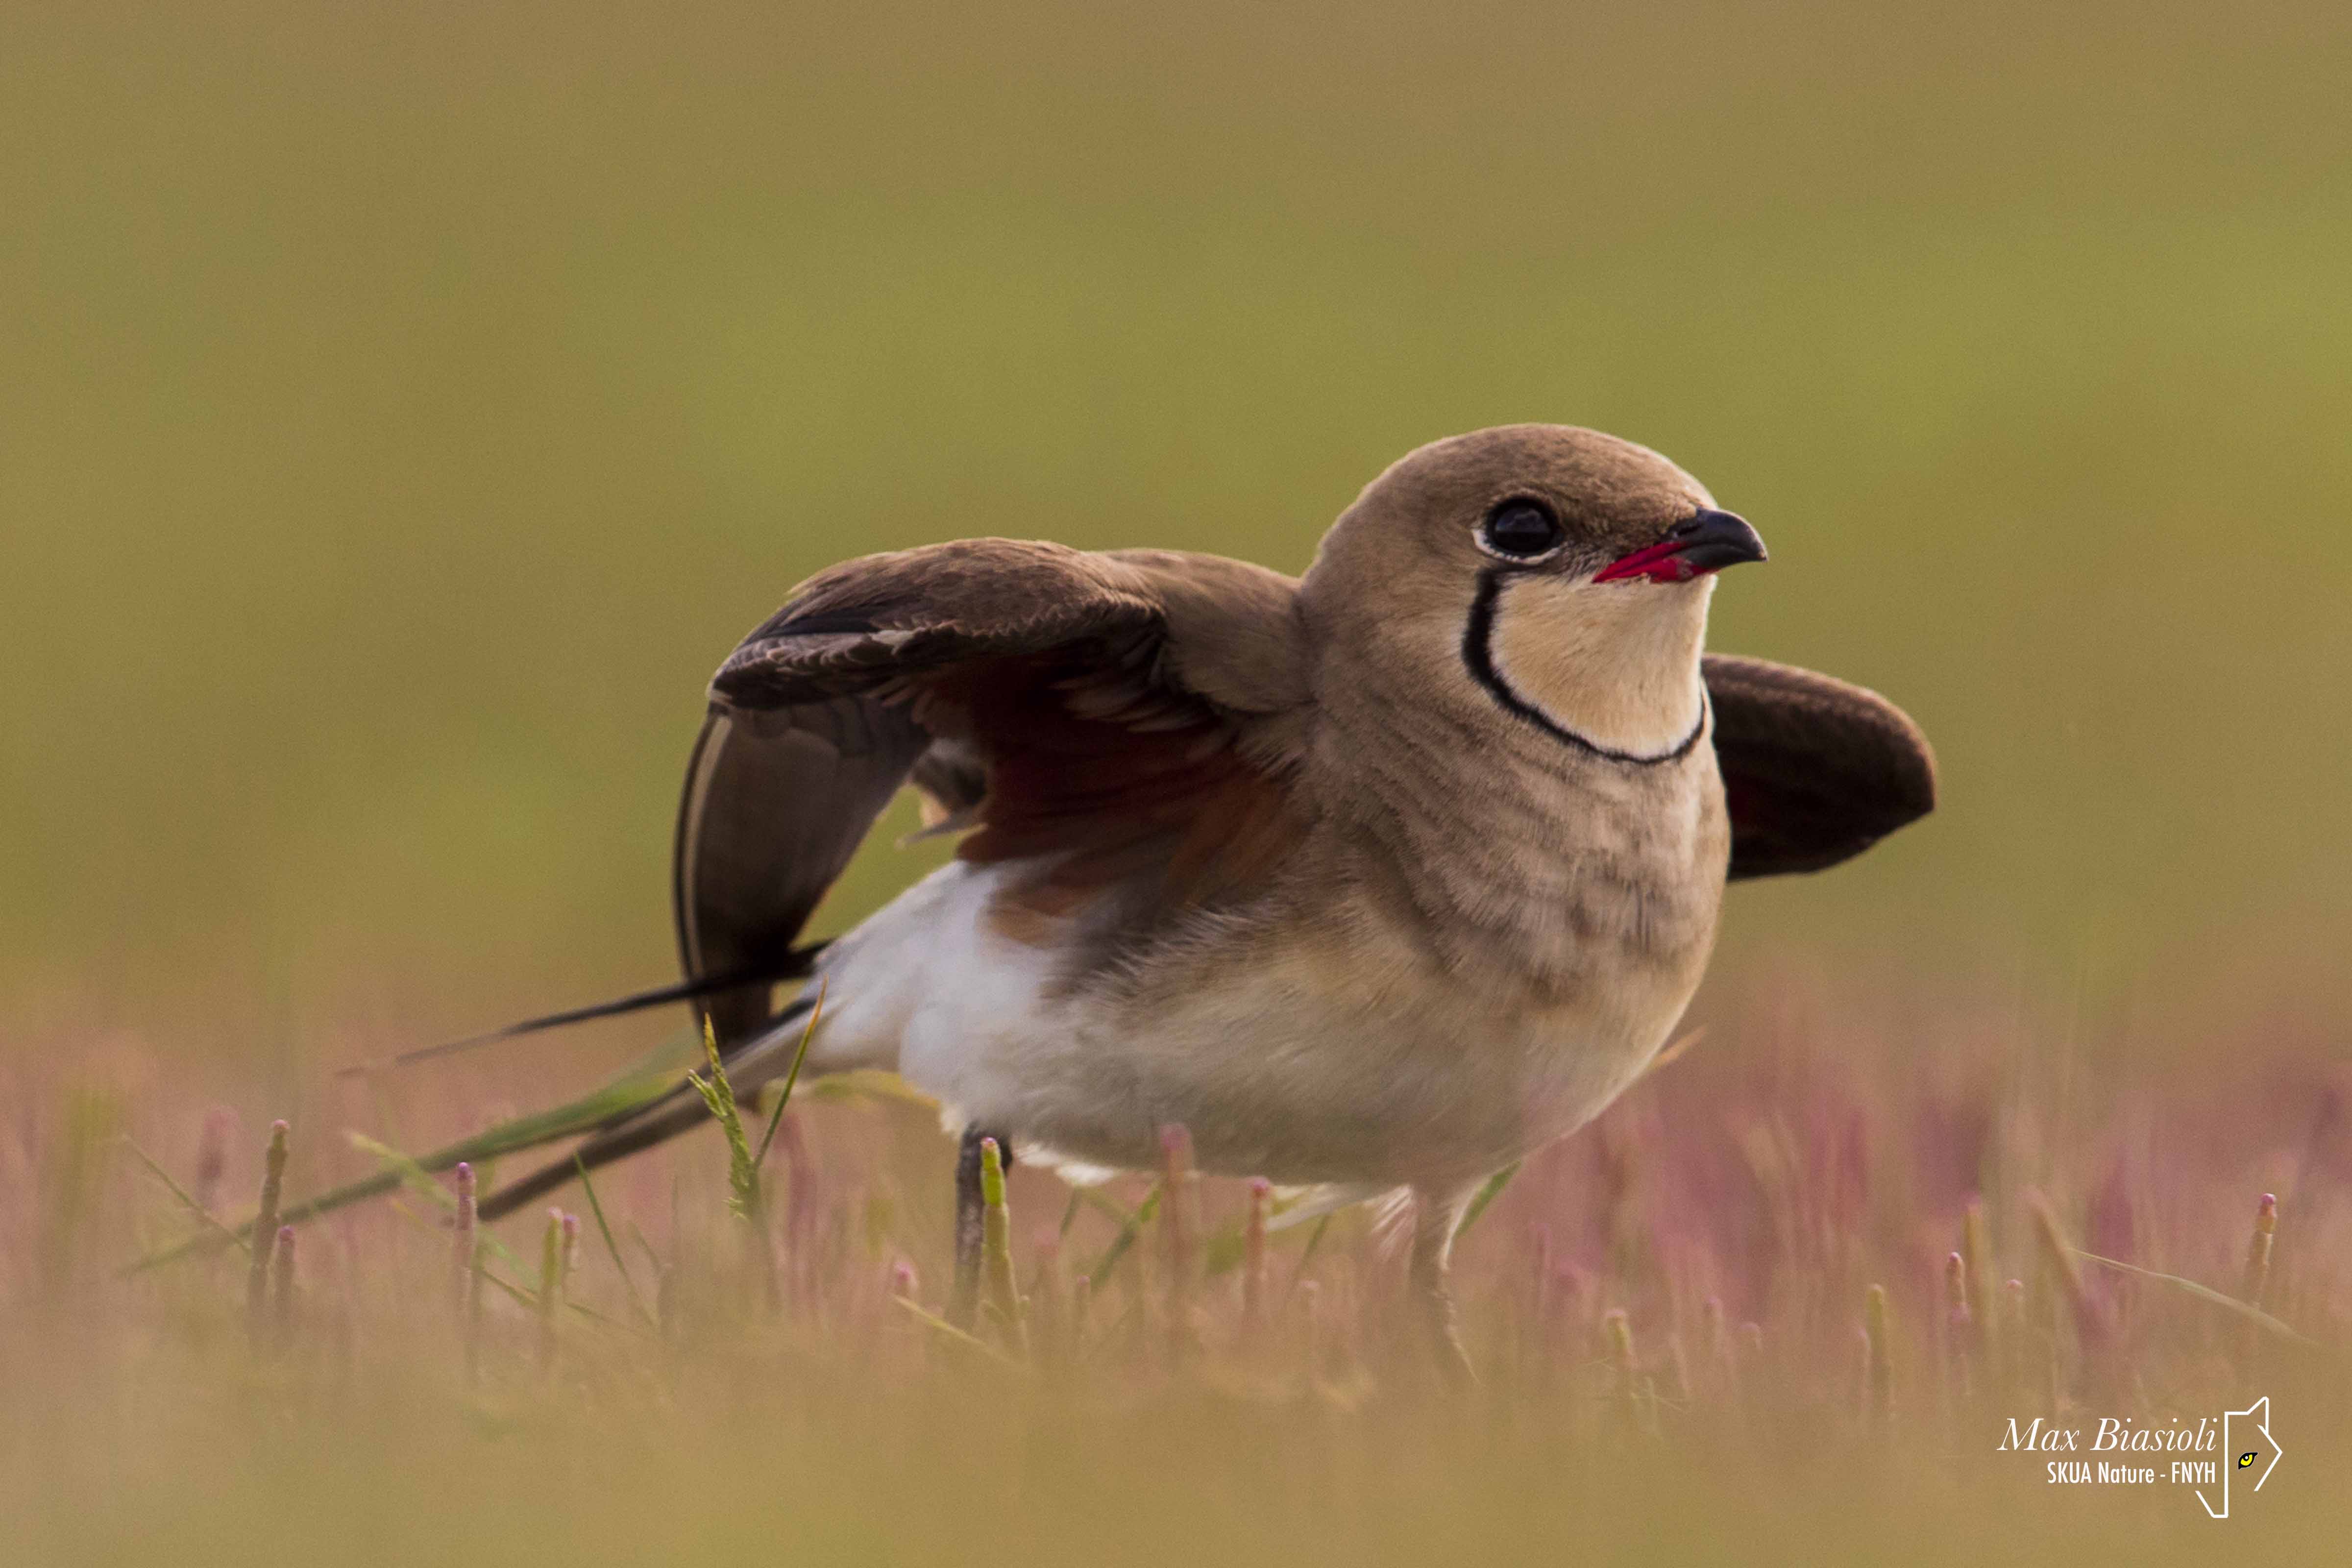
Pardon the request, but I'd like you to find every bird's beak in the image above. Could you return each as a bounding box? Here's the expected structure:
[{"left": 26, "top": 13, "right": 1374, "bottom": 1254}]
[{"left": 1593, "top": 509, "right": 1768, "bottom": 584}]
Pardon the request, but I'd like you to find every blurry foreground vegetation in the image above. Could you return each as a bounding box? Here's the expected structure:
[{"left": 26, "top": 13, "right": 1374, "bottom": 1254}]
[{"left": 5, "top": 989, "right": 2348, "bottom": 1564}]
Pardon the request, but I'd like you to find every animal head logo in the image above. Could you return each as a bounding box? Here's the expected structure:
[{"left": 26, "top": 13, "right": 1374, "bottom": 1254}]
[{"left": 2198, "top": 1398, "right": 2280, "bottom": 1520}]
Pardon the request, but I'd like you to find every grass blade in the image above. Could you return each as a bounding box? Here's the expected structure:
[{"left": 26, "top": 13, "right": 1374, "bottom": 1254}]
[
  {"left": 892, "top": 1295, "right": 1019, "bottom": 1367},
  {"left": 980, "top": 1136, "right": 1027, "bottom": 1355},
  {"left": 245, "top": 1121, "right": 288, "bottom": 1343},
  {"left": 684, "top": 1016, "right": 759, "bottom": 1222},
  {"left": 2069, "top": 1249, "right": 2328, "bottom": 1351},
  {"left": 1083, "top": 1180, "right": 1161, "bottom": 1291},
  {"left": 1282, "top": 1214, "right": 1333, "bottom": 1308},
  {"left": 120, "top": 1135, "right": 249, "bottom": 1254},
  {"left": 1455, "top": 1161, "right": 1521, "bottom": 1239},
  {"left": 753, "top": 982, "right": 825, "bottom": 1174},
  {"left": 574, "top": 1154, "right": 655, "bottom": 1329}
]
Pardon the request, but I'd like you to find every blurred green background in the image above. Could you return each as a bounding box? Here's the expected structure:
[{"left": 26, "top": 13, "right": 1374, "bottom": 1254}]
[{"left": 5, "top": 1, "right": 2349, "bottom": 1052}]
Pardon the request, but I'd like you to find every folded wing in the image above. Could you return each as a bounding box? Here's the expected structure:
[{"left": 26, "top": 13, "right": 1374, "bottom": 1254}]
[{"left": 1702, "top": 654, "right": 1936, "bottom": 880}]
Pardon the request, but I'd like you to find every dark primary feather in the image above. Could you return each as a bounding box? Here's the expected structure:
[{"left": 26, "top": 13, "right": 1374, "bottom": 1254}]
[
  {"left": 674, "top": 698, "right": 927, "bottom": 1046},
  {"left": 332, "top": 946, "right": 827, "bottom": 1079},
  {"left": 1703, "top": 654, "right": 1936, "bottom": 879}
]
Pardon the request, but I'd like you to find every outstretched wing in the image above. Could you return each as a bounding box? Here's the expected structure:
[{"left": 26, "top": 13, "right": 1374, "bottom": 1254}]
[
  {"left": 678, "top": 539, "right": 1309, "bottom": 1045},
  {"left": 1702, "top": 654, "right": 1936, "bottom": 879},
  {"left": 470, "top": 540, "right": 1310, "bottom": 1222}
]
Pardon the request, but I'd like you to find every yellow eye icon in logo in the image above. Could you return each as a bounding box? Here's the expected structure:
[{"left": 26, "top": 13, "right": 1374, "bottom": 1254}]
[{"left": 2238, "top": 1452, "right": 2257, "bottom": 1468}]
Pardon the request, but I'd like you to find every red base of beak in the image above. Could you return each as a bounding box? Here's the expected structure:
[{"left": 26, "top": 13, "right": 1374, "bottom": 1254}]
[
  {"left": 1593, "top": 510, "right": 1768, "bottom": 584},
  {"left": 1593, "top": 540, "right": 1710, "bottom": 584}
]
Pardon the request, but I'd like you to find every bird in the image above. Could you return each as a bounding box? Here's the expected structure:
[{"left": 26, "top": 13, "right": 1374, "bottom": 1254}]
[{"left": 468, "top": 422, "right": 1935, "bottom": 1362}]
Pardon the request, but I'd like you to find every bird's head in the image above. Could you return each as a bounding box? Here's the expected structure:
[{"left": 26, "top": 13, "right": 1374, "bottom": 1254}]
[{"left": 1300, "top": 425, "right": 1765, "bottom": 759}]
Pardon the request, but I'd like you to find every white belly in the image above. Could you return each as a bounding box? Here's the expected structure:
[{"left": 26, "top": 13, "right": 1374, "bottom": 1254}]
[{"left": 808, "top": 858, "right": 1697, "bottom": 1188}]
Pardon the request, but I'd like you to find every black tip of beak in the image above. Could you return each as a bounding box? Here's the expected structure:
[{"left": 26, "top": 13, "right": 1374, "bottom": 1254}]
[{"left": 1669, "top": 509, "right": 1768, "bottom": 572}]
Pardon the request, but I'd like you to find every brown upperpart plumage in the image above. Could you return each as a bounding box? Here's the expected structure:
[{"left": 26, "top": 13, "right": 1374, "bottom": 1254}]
[{"left": 479, "top": 425, "right": 1937, "bottom": 1342}]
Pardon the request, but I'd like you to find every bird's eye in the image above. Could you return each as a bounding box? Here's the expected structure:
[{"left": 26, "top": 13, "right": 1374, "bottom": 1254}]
[{"left": 1480, "top": 499, "right": 1563, "bottom": 559}]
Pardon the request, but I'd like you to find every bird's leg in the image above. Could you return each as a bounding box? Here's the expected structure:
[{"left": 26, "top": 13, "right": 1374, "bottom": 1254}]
[
  {"left": 947, "top": 1126, "right": 1012, "bottom": 1331},
  {"left": 1407, "top": 1184, "right": 1476, "bottom": 1385}
]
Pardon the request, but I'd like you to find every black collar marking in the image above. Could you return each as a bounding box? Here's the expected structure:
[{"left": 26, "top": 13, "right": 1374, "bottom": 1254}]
[{"left": 1461, "top": 569, "right": 1709, "bottom": 766}]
